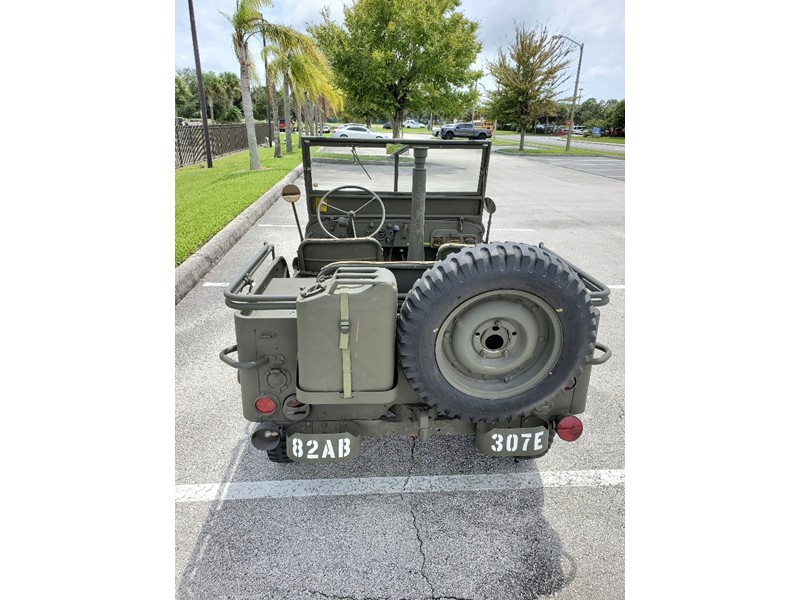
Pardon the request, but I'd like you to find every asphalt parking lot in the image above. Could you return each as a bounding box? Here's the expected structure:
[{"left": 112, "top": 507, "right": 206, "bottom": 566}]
[
  {"left": 175, "top": 147, "right": 625, "bottom": 599},
  {"left": 499, "top": 152, "right": 625, "bottom": 181}
]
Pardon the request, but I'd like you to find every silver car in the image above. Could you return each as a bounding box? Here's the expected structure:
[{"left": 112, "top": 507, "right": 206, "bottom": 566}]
[{"left": 332, "top": 125, "right": 387, "bottom": 139}]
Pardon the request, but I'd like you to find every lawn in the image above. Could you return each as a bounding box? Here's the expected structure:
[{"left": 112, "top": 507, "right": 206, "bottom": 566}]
[
  {"left": 495, "top": 129, "right": 625, "bottom": 144},
  {"left": 175, "top": 137, "right": 302, "bottom": 266},
  {"left": 495, "top": 146, "right": 619, "bottom": 158},
  {"left": 491, "top": 132, "right": 625, "bottom": 158}
]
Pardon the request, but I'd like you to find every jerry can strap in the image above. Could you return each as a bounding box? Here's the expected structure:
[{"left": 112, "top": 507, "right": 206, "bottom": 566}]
[{"left": 339, "top": 292, "right": 353, "bottom": 398}]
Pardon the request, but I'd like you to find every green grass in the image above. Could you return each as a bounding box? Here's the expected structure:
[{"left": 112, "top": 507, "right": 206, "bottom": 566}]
[
  {"left": 314, "top": 151, "right": 414, "bottom": 163},
  {"left": 491, "top": 134, "right": 624, "bottom": 158},
  {"left": 175, "top": 136, "right": 302, "bottom": 266},
  {"left": 496, "top": 146, "right": 620, "bottom": 158},
  {"left": 495, "top": 129, "right": 625, "bottom": 144}
]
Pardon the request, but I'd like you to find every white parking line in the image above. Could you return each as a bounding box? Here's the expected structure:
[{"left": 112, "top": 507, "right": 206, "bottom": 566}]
[
  {"left": 203, "top": 283, "right": 229, "bottom": 287},
  {"left": 491, "top": 228, "right": 537, "bottom": 232},
  {"left": 258, "top": 224, "right": 299, "bottom": 227},
  {"left": 175, "top": 469, "right": 624, "bottom": 503},
  {"left": 608, "top": 285, "right": 625, "bottom": 289}
]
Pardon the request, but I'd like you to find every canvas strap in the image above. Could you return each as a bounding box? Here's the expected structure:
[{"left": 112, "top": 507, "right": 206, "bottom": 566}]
[{"left": 339, "top": 292, "right": 353, "bottom": 398}]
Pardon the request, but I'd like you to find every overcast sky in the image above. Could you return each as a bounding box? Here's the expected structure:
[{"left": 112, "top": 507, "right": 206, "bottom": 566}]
[{"left": 175, "top": 0, "right": 624, "bottom": 104}]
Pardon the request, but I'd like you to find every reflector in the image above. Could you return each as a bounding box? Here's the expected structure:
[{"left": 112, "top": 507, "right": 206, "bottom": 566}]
[
  {"left": 555, "top": 415, "right": 583, "bottom": 441},
  {"left": 255, "top": 397, "right": 277, "bottom": 415}
]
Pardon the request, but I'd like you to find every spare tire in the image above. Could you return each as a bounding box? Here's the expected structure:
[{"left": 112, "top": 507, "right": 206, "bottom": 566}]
[{"left": 397, "top": 243, "right": 597, "bottom": 422}]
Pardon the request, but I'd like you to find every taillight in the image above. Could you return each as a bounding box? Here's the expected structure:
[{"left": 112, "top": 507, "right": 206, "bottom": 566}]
[
  {"left": 555, "top": 415, "right": 583, "bottom": 441},
  {"left": 254, "top": 396, "right": 277, "bottom": 415}
]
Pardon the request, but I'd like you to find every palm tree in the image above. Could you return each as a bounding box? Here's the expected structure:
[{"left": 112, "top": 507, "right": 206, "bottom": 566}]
[
  {"left": 263, "top": 57, "right": 282, "bottom": 157},
  {"left": 218, "top": 71, "right": 241, "bottom": 111},
  {"left": 202, "top": 72, "right": 222, "bottom": 122},
  {"left": 222, "top": 0, "right": 326, "bottom": 170},
  {"left": 271, "top": 47, "right": 342, "bottom": 152},
  {"left": 175, "top": 75, "right": 190, "bottom": 116}
]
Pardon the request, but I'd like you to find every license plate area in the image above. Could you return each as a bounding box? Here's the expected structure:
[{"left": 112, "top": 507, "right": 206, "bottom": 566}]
[
  {"left": 286, "top": 422, "right": 361, "bottom": 464},
  {"left": 475, "top": 421, "right": 550, "bottom": 457}
]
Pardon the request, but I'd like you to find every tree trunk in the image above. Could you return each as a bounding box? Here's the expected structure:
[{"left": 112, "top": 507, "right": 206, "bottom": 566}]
[
  {"left": 264, "top": 54, "right": 272, "bottom": 148},
  {"left": 304, "top": 95, "right": 312, "bottom": 135},
  {"left": 293, "top": 92, "right": 304, "bottom": 138},
  {"left": 519, "top": 127, "right": 526, "bottom": 151},
  {"left": 283, "top": 75, "right": 293, "bottom": 153},
  {"left": 239, "top": 61, "right": 260, "bottom": 170},
  {"left": 271, "top": 82, "right": 282, "bottom": 158},
  {"left": 392, "top": 113, "right": 402, "bottom": 139}
]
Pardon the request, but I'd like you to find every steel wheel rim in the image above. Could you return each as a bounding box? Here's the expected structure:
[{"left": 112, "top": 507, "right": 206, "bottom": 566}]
[{"left": 434, "top": 290, "right": 563, "bottom": 399}]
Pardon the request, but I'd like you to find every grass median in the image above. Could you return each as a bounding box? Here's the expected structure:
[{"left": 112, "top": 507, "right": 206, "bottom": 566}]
[{"left": 175, "top": 138, "right": 301, "bottom": 267}]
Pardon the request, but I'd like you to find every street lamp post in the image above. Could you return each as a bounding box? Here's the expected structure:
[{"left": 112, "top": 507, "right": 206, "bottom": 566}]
[{"left": 554, "top": 35, "right": 583, "bottom": 152}]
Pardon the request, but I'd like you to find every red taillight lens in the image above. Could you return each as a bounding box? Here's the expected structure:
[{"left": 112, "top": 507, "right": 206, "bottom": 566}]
[
  {"left": 254, "top": 397, "right": 277, "bottom": 415},
  {"left": 555, "top": 415, "right": 583, "bottom": 441}
]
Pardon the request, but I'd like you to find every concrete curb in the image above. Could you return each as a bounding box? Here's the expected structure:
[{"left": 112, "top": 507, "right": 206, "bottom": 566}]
[{"left": 175, "top": 163, "right": 304, "bottom": 304}]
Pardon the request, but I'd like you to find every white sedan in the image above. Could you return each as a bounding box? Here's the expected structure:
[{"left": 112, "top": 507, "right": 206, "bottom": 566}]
[{"left": 332, "top": 125, "right": 387, "bottom": 139}]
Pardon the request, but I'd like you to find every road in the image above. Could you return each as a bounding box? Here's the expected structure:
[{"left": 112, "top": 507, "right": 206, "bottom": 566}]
[{"left": 175, "top": 147, "right": 625, "bottom": 599}]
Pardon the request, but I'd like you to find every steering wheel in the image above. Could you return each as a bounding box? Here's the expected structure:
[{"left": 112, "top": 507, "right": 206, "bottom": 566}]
[{"left": 316, "top": 184, "right": 386, "bottom": 239}]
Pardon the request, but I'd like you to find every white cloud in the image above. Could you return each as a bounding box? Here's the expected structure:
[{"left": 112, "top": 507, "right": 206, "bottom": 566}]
[{"left": 175, "top": 0, "right": 624, "bottom": 100}]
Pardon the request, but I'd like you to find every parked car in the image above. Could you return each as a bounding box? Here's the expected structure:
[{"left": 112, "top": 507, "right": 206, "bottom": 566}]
[
  {"left": 319, "top": 123, "right": 330, "bottom": 133},
  {"left": 403, "top": 120, "right": 424, "bottom": 128},
  {"left": 436, "top": 122, "right": 492, "bottom": 140},
  {"left": 334, "top": 122, "right": 360, "bottom": 132},
  {"left": 382, "top": 122, "right": 392, "bottom": 129},
  {"left": 571, "top": 126, "right": 586, "bottom": 136},
  {"left": 332, "top": 125, "right": 387, "bottom": 139},
  {"left": 279, "top": 118, "right": 296, "bottom": 132}
]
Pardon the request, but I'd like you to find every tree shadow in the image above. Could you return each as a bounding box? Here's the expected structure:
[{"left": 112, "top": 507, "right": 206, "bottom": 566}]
[{"left": 176, "top": 432, "right": 575, "bottom": 600}]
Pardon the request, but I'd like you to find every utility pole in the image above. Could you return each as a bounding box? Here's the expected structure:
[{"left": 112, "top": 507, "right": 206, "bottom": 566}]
[
  {"left": 187, "top": 0, "right": 212, "bottom": 168},
  {"left": 554, "top": 35, "right": 584, "bottom": 152}
]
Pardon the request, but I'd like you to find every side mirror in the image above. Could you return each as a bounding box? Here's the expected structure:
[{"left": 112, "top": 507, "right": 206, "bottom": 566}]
[
  {"left": 483, "top": 197, "right": 497, "bottom": 214},
  {"left": 281, "top": 184, "right": 302, "bottom": 203}
]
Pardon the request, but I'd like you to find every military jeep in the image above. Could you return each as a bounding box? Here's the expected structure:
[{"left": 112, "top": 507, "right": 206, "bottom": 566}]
[{"left": 220, "top": 137, "right": 611, "bottom": 463}]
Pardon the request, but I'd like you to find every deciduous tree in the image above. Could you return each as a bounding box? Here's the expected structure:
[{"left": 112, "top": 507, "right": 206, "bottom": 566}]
[
  {"left": 310, "top": 0, "right": 481, "bottom": 138},
  {"left": 487, "top": 23, "right": 570, "bottom": 150}
]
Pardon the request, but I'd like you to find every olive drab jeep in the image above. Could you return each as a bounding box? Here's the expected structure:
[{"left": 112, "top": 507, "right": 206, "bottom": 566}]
[{"left": 220, "top": 137, "right": 611, "bottom": 464}]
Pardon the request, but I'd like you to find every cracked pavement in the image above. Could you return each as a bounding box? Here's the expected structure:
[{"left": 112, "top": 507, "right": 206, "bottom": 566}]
[{"left": 175, "top": 149, "right": 625, "bottom": 599}]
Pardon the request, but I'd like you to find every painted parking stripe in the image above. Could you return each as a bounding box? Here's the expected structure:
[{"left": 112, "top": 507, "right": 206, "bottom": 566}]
[
  {"left": 175, "top": 469, "right": 624, "bottom": 503},
  {"left": 203, "top": 282, "right": 229, "bottom": 287},
  {"left": 258, "top": 223, "right": 299, "bottom": 227}
]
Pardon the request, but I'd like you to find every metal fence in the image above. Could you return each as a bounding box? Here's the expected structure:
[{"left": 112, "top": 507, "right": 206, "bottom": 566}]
[{"left": 175, "top": 123, "right": 273, "bottom": 169}]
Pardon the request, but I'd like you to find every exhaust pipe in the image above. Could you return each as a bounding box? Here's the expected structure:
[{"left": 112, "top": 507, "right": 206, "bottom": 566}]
[{"left": 251, "top": 422, "right": 282, "bottom": 451}]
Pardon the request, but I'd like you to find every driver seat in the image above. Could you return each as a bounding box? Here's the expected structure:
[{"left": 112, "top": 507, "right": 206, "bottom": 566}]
[{"left": 296, "top": 237, "right": 384, "bottom": 275}]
